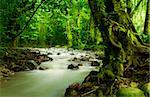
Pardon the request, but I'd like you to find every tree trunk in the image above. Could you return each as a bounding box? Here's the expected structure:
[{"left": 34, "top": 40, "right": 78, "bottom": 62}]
[
  {"left": 144, "top": 0, "right": 150, "bottom": 35},
  {"left": 88, "top": 0, "right": 149, "bottom": 81},
  {"left": 66, "top": 8, "right": 73, "bottom": 47},
  {"left": 126, "top": 0, "right": 132, "bottom": 14}
]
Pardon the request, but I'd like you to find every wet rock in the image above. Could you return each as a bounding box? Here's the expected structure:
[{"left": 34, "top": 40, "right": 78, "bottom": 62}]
[
  {"left": 35, "top": 54, "right": 53, "bottom": 64},
  {"left": 78, "top": 63, "right": 83, "bottom": 66},
  {"left": 57, "top": 53, "right": 61, "bottom": 55},
  {"left": 9, "top": 60, "right": 38, "bottom": 71},
  {"left": 83, "top": 71, "right": 98, "bottom": 84},
  {"left": 30, "top": 49, "right": 40, "bottom": 54},
  {"left": 0, "top": 49, "right": 54, "bottom": 74},
  {"left": 0, "top": 67, "right": 14, "bottom": 77},
  {"left": 80, "top": 56, "right": 90, "bottom": 61},
  {"left": 141, "top": 82, "right": 150, "bottom": 96},
  {"left": 38, "top": 66, "right": 48, "bottom": 70},
  {"left": 67, "top": 64, "right": 79, "bottom": 70},
  {"left": 65, "top": 83, "right": 80, "bottom": 97},
  {"left": 11, "top": 66, "right": 23, "bottom": 72},
  {"left": 47, "top": 52, "right": 53, "bottom": 55},
  {"left": 49, "top": 57, "right": 53, "bottom": 61},
  {"left": 70, "top": 53, "right": 75, "bottom": 55},
  {"left": 72, "top": 57, "right": 78, "bottom": 61},
  {"left": 79, "top": 82, "right": 94, "bottom": 93},
  {"left": 116, "top": 87, "right": 145, "bottom": 97},
  {"left": 91, "top": 60, "right": 100, "bottom": 66},
  {"left": 26, "top": 60, "right": 38, "bottom": 70}
]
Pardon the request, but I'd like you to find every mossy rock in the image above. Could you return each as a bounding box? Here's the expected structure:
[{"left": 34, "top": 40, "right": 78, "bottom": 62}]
[
  {"left": 141, "top": 83, "right": 150, "bottom": 96},
  {"left": 130, "top": 82, "right": 138, "bottom": 88},
  {"left": 116, "top": 87, "right": 145, "bottom": 97}
]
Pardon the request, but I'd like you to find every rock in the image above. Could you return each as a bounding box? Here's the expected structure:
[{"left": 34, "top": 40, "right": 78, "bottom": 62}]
[
  {"left": 83, "top": 71, "right": 98, "bottom": 84},
  {"left": 38, "top": 66, "right": 48, "bottom": 70},
  {"left": 47, "top": 52, "right": 53, "bottom": 55},
  {"left": 57, "top": 53, "right": 61, "bottom": 55},
  {"left": 35, "top": 54, "right": 53, "bottom": 64},
  {"left": 141, "top": 82, "right": 150, "bottom": 96},
  {"left": 78, "top": 63, "right": 83, "bottom": 66},
  {"left": 70, "top": 53, "right": 75, "bottom": 55},
  {"left": 116, "top": 87, "right": 145, "bottom": 97},
  {"left": 0, "top": 67, "right": 14, "bottom": 77},
  {"left": 80, "top": 56, "right": 89, "bottom": 61},
  {"left": 65, "top": 83, "right": 80, "bottom": 97},
  {"left": 11, "top": 66, "right": 23, "bottom": 72},
  {"left": 91, "top": 60, "right": 100, "bottom": 66},
  {"left": 49, "top": 57, "right": 53, "bottom": 61},
  {"left": 26, "top": 60, "right": 38, "bottom": 70},
  {"left": 79, "top": 82, "right": 93, "bottom": 93},
  {"left": 72, "top": 57, "right": 78, "bottom": 61},
  {"left": 67, "top": 64, "right": 79, "bottom": 70},
  {"left": 30, "top": 49, "right": 40, "bottom": 54}
]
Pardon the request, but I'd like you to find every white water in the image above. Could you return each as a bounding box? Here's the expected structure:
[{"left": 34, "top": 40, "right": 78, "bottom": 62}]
[{"left": 0, "top": 48, "right": 97, "bottom": 97}]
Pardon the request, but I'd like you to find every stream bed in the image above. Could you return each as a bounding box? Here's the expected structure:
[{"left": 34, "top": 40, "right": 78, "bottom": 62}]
[{"left": 0, "top": 48, "right": 99, "bottom": 97}]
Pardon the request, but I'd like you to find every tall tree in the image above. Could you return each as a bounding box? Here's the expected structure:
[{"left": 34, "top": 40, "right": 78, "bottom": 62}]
[
  {"left": 144, "top": 0, "right": 150, "bottom": 35},
  {"left": 88, "top": 0, "right": 149, "bottom": 95}
]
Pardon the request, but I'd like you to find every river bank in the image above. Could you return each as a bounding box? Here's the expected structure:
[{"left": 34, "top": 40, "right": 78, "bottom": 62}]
[{"left": 0, "top": 47, "right": 102, "bottom": 97}]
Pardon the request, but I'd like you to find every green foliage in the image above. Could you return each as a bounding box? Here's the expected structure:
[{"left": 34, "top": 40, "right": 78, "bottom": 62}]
[{"left": 0, "top": 0, "right": 148, "bottom": 49}]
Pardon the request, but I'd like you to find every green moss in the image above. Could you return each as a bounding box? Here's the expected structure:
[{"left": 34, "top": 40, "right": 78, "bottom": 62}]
[
  {"left": 141, "top": 83, "right": 150, "bottom": 96},
  {"left": 130, "top": 82, "right": 138, "bottom": 88},
  {"left": 116, "top": 87, "right": 145, "bottom": 97},
  {"left": 104, "top": 69, "right": 115, "bottom": 79}
]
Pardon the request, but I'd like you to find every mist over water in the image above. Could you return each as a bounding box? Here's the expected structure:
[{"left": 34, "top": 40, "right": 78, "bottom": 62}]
[{"left": 0, "top": 48, "right": 97, "bottom": 97}]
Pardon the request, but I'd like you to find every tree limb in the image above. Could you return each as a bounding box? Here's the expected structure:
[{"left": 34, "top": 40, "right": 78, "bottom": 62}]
[
  {"left": 11, "top": 0, "right": 46, "bottom": 41},
  {"left": 81, "top": 86, "right": 99, "bottom": 97},
  {"left": 130, "top": 0, "right": 143, "bottom": 17}
]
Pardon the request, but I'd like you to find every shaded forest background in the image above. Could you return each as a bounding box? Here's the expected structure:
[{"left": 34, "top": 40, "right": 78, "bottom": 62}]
[{"left": 0, "top": 0, "right": 149, "bottom": 49}]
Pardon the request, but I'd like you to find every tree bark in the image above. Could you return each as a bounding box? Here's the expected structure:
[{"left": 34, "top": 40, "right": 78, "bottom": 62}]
[
  {"left": 144, "top": 0, "right": 150, "bottom": 35},
  {"left": 88, "top": 0, "right": 149, "bottom": 76}
]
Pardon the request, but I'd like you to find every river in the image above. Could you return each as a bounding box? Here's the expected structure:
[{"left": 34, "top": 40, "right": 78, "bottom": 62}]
[{"left": 0, "top": 48, "right": 98, "bottom": 97}]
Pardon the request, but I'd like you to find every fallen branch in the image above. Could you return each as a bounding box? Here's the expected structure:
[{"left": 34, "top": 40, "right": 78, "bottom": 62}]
[{"left": 81, "top": 86, "right": 99, "bottom": 97}]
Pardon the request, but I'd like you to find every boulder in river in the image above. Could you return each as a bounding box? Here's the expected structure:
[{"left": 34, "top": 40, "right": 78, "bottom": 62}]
[
  {"left": 35, "top": 54, "right": 53, "bottom": 64},
  {"left": 83, "top": 71, "right": 98, "bottom": 84},
  {"left": 67, "top": 64, "right": 79, "bottom": 70},
  {"left": 0, "top": 66, "right": 14, "bottom": 77},
  {"left": 70, "top": 53, "right": 74, "bottom": 55},
  {"left": 47, "top": 52, "right": 53, "bottom": 55},
  {"left": 26, "top": 60, "right": 38, "bottom": 70},
  {"left": 91, "top": 60, "right": 100, "bottom": 66},
  {"left": 72, "top": 57, "right": 78, "bottom": 61},
  {"left": 78, "top": 63, "right": 83, "bottom": 66},
  {"left": 38, "top": 66, "right": 48, "bottom": 70},
  {"left": 57, "top": 52, "right": 61, "bottom": 55},
  {"left": 30, "top": 49, "right": 40, "bottom": 54},
  {"left": 80, "top": 55, "right": 90, "bottom": 61},
  {"left": 65, "top": 83, "right": 80, "bottom": 97}
]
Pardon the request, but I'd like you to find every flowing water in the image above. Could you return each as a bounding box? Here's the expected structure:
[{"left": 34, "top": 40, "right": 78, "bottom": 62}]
[{"left": 0, "top": 48, "right": 98, "bottom": 97}]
